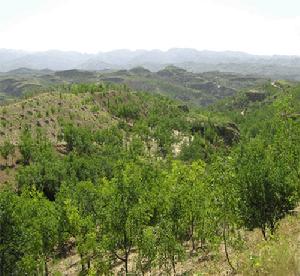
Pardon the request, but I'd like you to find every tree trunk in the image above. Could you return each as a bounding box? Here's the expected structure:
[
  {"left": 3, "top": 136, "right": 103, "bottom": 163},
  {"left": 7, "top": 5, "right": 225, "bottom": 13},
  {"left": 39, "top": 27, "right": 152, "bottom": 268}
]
[
  {"left": 87, "top": 258, "right": 91, "bottom": 270},
  {"left": 223, "top": 223, "right": 235, "bottom": 272},
  {"left": 1, "top": 253, "right": 4, "bottom": 276},
  {"left": 191, "top": 217, "right": 195, "bottom": 252},
  {"left": 44, "top": 258, "right": 49, "bottom": 276},
  {"left": 270, "top": 220, "right": 275, "bottom": 236},
  {"left": 261, "top": 225, "right": 267, "bottom": 240},
  {"left": 80, "top": 254, "right": 85, "bottom": 272},
  {"left": 200, "top": 232, "right": 206, "bottom": 250},
  {"left": 172, "top": 255, "right": 176, "bottom": 275},
  {"left": 125, "top": 250, "right": 129, "bottom": 274}
]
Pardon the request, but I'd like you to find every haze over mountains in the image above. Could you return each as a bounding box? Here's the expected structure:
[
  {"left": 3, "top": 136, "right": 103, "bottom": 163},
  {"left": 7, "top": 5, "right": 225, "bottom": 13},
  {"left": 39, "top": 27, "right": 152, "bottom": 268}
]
[{"left": 2, "top": 48, "right": 300, "bottom": 80}]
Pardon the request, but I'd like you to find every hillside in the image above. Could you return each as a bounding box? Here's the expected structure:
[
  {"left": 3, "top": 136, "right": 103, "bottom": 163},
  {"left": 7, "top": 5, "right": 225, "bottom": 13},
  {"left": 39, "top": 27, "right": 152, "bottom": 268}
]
[
  {"left": 0, "top": 66, "right": 267, "bottom": 106},
  {"left": 0, "top": 92, "right": 114, "bottom": 145},
  {"left": 1, "top": 81, "right": 300, "bottom": 275},
  {"left": 0, "top": 84, "right": 238, "bottom": 150}
]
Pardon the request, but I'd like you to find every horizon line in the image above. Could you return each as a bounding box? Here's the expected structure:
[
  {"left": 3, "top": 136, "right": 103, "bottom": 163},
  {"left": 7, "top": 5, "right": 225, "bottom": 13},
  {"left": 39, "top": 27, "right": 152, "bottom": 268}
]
[{"left": 1, "top": 47, "right": 300, "bottom": 58}]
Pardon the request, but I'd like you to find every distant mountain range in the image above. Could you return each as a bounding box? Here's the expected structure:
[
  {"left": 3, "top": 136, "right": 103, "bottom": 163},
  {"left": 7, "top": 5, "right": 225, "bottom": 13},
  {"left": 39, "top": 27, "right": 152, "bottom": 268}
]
[{"left": 2, "top": 48, "right": 300, "bottom": 80}]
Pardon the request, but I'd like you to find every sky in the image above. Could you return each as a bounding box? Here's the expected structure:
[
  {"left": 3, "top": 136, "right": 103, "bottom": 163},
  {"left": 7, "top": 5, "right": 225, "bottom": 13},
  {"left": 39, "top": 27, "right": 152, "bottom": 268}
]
[{"left": 1, "top": 0, "right": 300, "bottom": 55}]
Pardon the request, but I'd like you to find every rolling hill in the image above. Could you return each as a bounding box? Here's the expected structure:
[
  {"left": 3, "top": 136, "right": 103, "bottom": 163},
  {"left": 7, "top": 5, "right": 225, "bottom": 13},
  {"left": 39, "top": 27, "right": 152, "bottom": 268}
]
[{"left": 0, "top": 66, "right": 267, "bottom": 106}]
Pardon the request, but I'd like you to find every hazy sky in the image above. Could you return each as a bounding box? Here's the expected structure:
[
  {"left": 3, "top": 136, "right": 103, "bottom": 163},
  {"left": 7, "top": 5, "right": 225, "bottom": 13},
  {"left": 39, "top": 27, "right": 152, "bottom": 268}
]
[{"left": 1, "top": 0, "right": 300, "bottom": 55}]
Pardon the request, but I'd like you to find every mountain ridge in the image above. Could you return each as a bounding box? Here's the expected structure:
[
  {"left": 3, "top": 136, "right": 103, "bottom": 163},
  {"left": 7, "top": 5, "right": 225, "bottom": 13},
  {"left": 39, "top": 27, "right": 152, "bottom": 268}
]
[{"left": 2, "top": 48, "right": 300, "bottom": 80}]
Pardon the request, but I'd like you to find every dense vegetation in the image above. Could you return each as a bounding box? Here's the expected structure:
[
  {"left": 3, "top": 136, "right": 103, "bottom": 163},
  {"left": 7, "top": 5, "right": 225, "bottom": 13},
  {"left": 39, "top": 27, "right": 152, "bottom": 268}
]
[{"left": 0, "top": 81, "right": 300, "bottom": 274}]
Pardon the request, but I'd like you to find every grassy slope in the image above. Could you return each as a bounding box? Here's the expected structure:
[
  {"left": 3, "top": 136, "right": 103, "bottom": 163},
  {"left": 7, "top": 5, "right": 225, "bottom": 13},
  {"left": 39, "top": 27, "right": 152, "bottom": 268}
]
[{"left": 0, "top": 92, "right": 115, "bottom": 145}]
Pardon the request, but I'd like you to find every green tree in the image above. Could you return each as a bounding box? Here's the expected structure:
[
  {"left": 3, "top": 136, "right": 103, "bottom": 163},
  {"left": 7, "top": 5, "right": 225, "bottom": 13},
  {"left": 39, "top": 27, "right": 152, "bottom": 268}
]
[
  {"left": 61, "top": 124, "right": 94, "bottom": 154},
  {"left": 100, "top": 160, "right": 157, "bottom": 273},
  {"left": 17, "top": 157, "right": 67, "bottom": 200},
  {"left": 163, "top": 161, "right": 209, "bottom": 251},
  {"left": 0, "top": 140, "right": 15, "bottom": 166},
  {"left": 0, "top": 189, "right": 58, "bottom": 275},
  {"left": 208, "top": 156, "right": 241, "bottom": 271},
  {"left": 19, "top": 128, "right": 35, "bottom": 165},
  {"left": 237, "top": 137, "right": 299, "bottom": 239}
]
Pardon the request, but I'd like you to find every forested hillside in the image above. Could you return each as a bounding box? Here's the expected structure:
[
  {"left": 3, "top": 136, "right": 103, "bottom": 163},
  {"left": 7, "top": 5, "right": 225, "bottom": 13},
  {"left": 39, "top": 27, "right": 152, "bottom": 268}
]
[{"left": 1, "top": 81, "right": 300, "bottom": 275}]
